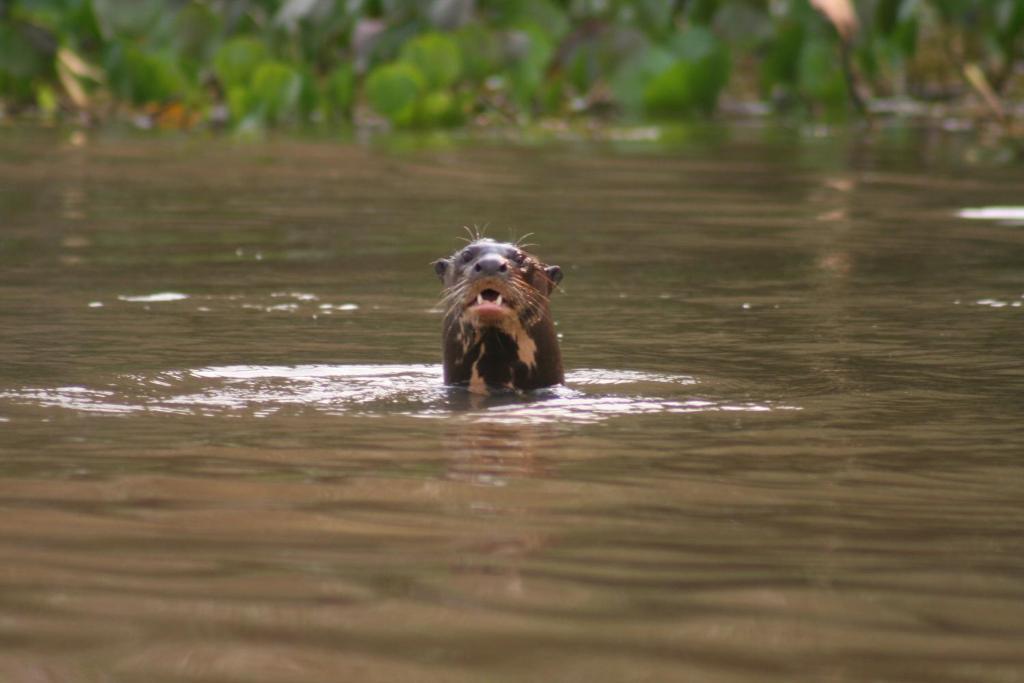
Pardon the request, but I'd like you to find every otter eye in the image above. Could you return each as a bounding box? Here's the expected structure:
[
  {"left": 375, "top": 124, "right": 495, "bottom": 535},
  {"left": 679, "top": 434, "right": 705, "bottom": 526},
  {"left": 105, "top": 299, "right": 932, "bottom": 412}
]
[
  {"left": 461, "top": 250, "right": 473, "bottom": 262},
  {"left": 511, "top": 251, "right": 526, "bottom": 265}
]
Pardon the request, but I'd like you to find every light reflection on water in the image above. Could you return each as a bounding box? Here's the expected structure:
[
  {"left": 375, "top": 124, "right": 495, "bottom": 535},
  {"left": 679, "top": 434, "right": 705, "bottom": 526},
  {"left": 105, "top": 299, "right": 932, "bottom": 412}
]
[
  {"left": 956, "top": 205, "right": 1024, "bottom": 225},
  {"left": 2, "top": 365, "right": 789, "bottom": 425}
]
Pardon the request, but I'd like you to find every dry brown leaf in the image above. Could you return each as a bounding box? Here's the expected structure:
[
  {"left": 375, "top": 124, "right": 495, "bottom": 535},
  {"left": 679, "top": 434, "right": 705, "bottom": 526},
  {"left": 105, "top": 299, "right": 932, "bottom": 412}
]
[
  {"left": 57, "top": 47, "right": 104, "bottom": 82},
  {"left": 57, "top": 62, "right": 89, "bottom": 109}
]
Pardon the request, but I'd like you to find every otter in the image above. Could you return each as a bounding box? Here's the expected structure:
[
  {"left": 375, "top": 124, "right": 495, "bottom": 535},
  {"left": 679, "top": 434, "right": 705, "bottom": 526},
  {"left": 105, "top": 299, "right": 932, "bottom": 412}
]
[{"left": 433, "top": 238, "right": 564, "bottom": 394}]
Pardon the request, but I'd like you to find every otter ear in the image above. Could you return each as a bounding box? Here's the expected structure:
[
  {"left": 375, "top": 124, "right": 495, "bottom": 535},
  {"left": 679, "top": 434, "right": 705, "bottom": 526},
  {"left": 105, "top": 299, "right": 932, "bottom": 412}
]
[
  {"left": 433, "top": 258, "right": 450, "bottom": 281},
  {"left": 545, "top": 265, "right": 563, "bottom": 293}
]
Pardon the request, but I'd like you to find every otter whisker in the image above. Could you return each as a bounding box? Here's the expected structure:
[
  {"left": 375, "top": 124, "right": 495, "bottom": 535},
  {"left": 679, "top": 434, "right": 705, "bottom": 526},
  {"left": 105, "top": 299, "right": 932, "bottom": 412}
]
[
  {"left": 434, "top": 234, "right": 564, "bottom": 393},
  {"left": 439, "top": 288, "right": 471, "bottom": 314},
  {"left": 439, "top": 282, "right": 468, "bottom": 302},
  {"left": 509, "top": 279, "right": 545, "bottom": 306},
  {"left": 440, "top": 281, "right": 468, "bottom": 297}
]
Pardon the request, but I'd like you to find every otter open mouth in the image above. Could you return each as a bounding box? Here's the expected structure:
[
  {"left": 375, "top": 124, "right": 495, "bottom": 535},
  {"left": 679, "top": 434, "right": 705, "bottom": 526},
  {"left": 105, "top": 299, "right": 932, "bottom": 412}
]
[
  {"left": 465, "top": 286, "right": 515, "bottom": 320},
  {"left": 475, "top": 289, "right": 505, "bottom": 307}
]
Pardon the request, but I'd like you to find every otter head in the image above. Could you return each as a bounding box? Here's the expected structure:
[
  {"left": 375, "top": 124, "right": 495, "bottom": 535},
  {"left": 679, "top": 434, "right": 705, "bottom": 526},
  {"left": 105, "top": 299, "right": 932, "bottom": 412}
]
[{"left": 433, "top": 238, "right": 564, "bottom": 394}]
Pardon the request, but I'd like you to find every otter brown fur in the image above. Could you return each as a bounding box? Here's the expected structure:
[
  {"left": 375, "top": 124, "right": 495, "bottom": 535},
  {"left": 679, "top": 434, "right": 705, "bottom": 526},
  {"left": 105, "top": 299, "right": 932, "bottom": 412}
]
[{"left": 433, "top": 238, "right": 564, "bottom": 394}]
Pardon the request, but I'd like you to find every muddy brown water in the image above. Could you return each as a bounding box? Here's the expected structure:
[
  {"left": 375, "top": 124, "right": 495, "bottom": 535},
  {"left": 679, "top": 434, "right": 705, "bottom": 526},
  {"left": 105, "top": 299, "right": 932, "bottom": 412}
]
[{"left": 0, "top": 127, "right": 1022, "bottom": 682}]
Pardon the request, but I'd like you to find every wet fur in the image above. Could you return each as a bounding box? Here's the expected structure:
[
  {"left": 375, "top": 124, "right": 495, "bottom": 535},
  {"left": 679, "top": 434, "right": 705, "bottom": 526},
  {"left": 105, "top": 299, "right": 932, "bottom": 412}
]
[{"left": 434, "top": 238, "right": 563, "bottom": 393}]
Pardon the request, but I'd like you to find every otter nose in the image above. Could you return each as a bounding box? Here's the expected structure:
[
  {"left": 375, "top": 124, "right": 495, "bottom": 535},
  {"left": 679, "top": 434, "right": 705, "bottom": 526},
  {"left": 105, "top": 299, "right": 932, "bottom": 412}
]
[{"left": 472, "top": 254, "right": 508, "bottom": 278}]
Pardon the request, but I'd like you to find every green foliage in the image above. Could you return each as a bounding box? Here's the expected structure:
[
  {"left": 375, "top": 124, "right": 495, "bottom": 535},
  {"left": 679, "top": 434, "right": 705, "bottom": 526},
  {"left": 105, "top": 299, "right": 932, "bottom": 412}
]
[
  {"left": 323, "top": 64, "right": 355, "bottom": 120},
  {"left": 629, "top": 0, "right": 679, "bottom": 41},
  {"left": 399, "top": 33, "right": 462, "bottom": 89},
  {"left": 686, "top": 0, "right": 720, "bottom": 26},
  {"left": 106, "top": 44, "right": 188, "bottom": 105},
  {"left": 173, "top": 2, "right": 222, "bottom": 65},
  {"left": 489, "top": 0, "right": 570, "bottom": 40},
  {"left": 613, "top": 27, "right": 730, "bottom": 118},
  {"left": 1, "top": 0, "right": 1021, "bottom": 128},
  {"left": 798, "top": 37, "right": 848, "bottom": 116},
  {"left": 0, "top": 71, "right": 35, "bottom": 102},
  {"left": 251, "top": 61, "right": 303, "bottom": 123},
  {"left": 364, "top": 31, "right": 471, "bottom": 127},
  {"left": 611, "top": 46, "right": 676, "bottom": 116},
  {"left": 366, "top": 62, "right": 424, "bottom": 125},
  {"left": 453, "top": 23, "right": 502, "bottom": 82},
  {"left": 214, "top": 38, "right": 268, "bottom": 90},
  {"left": 507, "top": 26, "right": 555, "bottom": 111},
  {"left": 0, "top": 23, "right": 53, "bottom": 81},
  {"left": 36, "top": 84, "right": 60, "bottom": 117},
  {"left": 91, "top": 0, "right": 163, "bottom": 38},
  {"left": 221, "top": 57, "right": 306, "bottom": 126},
  {"left": 418, "top": 89, "right": 462, "bottom": 127},
  {"left": 761, "top": 18, "right": 805, "bottom": 95}
]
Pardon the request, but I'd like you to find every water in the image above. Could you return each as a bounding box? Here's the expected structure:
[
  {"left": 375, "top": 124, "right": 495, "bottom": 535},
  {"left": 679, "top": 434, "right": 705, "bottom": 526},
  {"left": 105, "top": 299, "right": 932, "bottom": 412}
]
[{"left": 0, "top": 127, "right": 1022, "bottom": 682}]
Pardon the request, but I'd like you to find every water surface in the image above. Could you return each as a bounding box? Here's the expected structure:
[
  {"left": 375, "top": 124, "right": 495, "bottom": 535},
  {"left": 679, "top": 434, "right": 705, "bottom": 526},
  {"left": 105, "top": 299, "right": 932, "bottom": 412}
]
[{"left": 0, "top": 127, "right": 1022, "bottom": 682}]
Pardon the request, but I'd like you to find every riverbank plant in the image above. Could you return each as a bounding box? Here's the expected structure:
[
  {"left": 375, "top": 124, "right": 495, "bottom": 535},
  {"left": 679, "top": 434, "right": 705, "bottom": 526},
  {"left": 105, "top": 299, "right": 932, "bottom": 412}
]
[{"left": 1, "top": 0, "right": 1021, "bottom": 131}]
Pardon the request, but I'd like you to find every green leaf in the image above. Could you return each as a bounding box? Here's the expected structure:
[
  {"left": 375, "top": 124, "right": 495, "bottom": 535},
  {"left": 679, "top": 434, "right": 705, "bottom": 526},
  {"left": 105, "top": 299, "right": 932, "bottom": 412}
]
[
  {"left": 506, "top": 26, "right": 555, "bottom": 109},
  {"left": 91, "top": 0, "right": 163, "bottom": 38},
  {"left": 567, "top": 41, "right": 601, "bottom": 94},
  {"left": 0, "top": 71, "right": 35, "bottom": 102},
  {"left": 610, "top": 44, "right": 676, "bottom": 115},
  {"left": 297, "top": 67, "right": 319, "bottom": 120},
  {"left": 417, "top": 89, "right": 462, "bottom": 127},
  {"left": 995, "top": 0, "right": 1024, "bottom": 47},
  {"left": 106, "top": 44, "right": 187, "bottom": 104},
  {"left": 275, "top": 0, "right": 327, "bottom": 29},
  {"left": 490, "top": 0, "right": 570, "bottom": 41},
  {"left": 522, "top": 0, "right": 570, "bottom": 41},
  {"left": 174, "top": 2, "right": 222, "bottom": 64},
  {"left": 454, "top": 23, "right": 502, "bottom": 82},
  {"left": 615, "top": 27, "right": 730, "bottom": 118},
  {"left": 323, "top": 64, "right": 355, "bottom": 119},
  {"left": 892, "top": 14, "right": 919, "bottom": 57},
  {"left": 798, "top": 37, "right": 847, "bottom": 115},
  {"left": 226, "top": 84, "right": 253, "bottom": 122},
  {"left": 683, "top": 28, "right": 731, "bottom": 112},
  {"left": 643, "top": 61, "right": 695, "bottom": 115},
  {"left": 365, "top": 62, "right": 425, "bottom": 125},
  {"left": 686, "top": 0, "right": 719, "bottom": 25},
  {"left": 643, "top": 58, "right": 730, "bottom": 116},
  {"left": 213, "top": 37, "right": 268, "bottom": 89},
  {"left": 399, "top": 32, "right": 463, "bottom": 89},
  {"left": 630, "top": 0, "right": 677, "bottom": 41},
  {"left": 536, "top": 72, "right": 565, "bottom": 115},
  {"left": 250, "top": 61, "right": 302, "bottom": 124},
  {"left": 36, "top": 84, "right": 59, "bottom": 117},
  {"left": 875, "top": 0, "right": 903, "bottom": 35},
  {"left": 761, "top": 18, "right": 805, "bottom": 93},
  {"left": 668, "top": 26, "right": 717, "bottom": 62},
  {"left": 0, "top": 23, "right": 53, "bottom": 80}
]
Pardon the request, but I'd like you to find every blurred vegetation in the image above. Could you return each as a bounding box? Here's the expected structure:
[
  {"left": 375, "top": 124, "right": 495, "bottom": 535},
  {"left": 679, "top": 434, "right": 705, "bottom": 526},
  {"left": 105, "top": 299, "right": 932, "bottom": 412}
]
[{"left": 0, "top": 0, "right": 1022, "bottom": 131}]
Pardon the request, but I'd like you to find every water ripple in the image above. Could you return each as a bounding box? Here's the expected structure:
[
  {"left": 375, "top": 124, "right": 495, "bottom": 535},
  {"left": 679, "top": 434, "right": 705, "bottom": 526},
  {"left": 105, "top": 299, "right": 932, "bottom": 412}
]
[{"left": 0, "top": 365, "right": 794, "bottom": 425}]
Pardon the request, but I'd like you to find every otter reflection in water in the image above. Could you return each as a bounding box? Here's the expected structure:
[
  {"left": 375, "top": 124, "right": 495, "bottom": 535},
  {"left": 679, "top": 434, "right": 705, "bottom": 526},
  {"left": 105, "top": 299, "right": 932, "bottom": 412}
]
[{"left": 433, "top": 237, "right": 564, "bottom": 394}]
